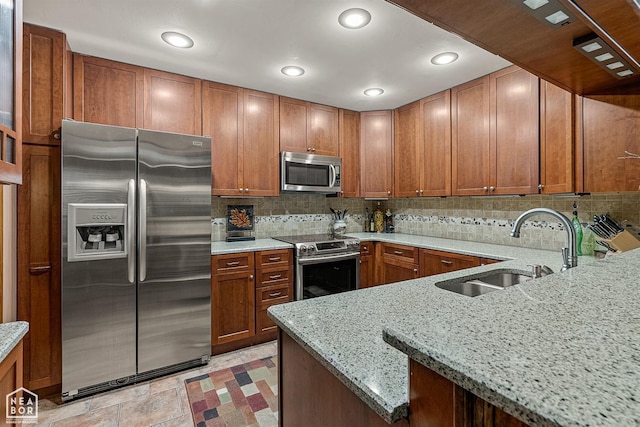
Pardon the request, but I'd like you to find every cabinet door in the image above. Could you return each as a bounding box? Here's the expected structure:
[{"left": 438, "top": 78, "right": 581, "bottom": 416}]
[
  {"left": 360, "top": 110, "right": 393, "bottom": 198},
  {"left": 17, "top": 144, "right": 61, "bottom": 390},
  {"left": 279, "top": 97, "right": 308, "bottom": 153},
  {"left": 582, "top": 95, "right": 640, "bottom": 192},
  {"left": 73, "top": 54, "right": 143, "bottom": 128},
  {"left": 359, "top": 256, "right": 375, "bottom": 288},
  {"left": 309, "top": 103, "right": 339, "bottom": 156},
  {"left": 0, "top": 0, "right": 22, "bottom": 184},
  {"left": 242, "top": 90, "right": 280, "bottom": 196},
  {"left": 540, "top": 81, "right": 574, "bottom": 194},
  {"left": 202, "top": 81, "right": 243, "bottom": 196},
  {"left": 339, "top": 109, "right": 360, "bottom": 197},
  {"left": 382, "top": 258, "right": 419, "bottom": 285},
  {"left": 394, "top": 101, "right": 421, "bottom": 197},
  {"left": 211, "top": 270, "right": 256, "bottom": 345},
  {"left": 143, "top": 68, "right": 202, "bottom": 135},
  {"left": 452, "top": 76, "right": 490, "bottom": 195},
  {"left": 421, "top": 90, "right": 452, "bottom": 196},
  {"left": 22, "top": 24, "right": 67, "bottom": 145},
  {"left": 419, "top": 249, "right": 480, "bottom": 277},
  {"left": 490, "top": 66, "right": 539, "bottom": 195}
]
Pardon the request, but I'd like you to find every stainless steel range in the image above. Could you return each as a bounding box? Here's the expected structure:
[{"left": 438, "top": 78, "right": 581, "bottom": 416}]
[{"left": 273, "top": 234, "right": 360, "bottom": 300}]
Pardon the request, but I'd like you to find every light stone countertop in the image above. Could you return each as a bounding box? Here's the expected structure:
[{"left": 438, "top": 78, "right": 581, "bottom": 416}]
[
  {"left": 267, "top": 233, "right": 629, "bottom": 426},
  {"left": 211, "top": 239, "right": 293, "bottom": 255},
  {"left": 0, "top": 321, "right": 29, "bottom": 363}
]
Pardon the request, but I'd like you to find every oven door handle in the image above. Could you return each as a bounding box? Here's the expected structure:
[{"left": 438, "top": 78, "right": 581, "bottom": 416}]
[
  {"left": 296, "top": 252, "right": 360, "bottom": 265},
  {"left": 329, "top": 164, "right": 337, "bottom": 188}
]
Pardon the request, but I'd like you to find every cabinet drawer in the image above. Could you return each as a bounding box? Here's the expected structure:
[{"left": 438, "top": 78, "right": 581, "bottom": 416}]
[
  {"left": 257, "top": 283, "right": 291, "bottom": 305},
  {"left": 360, "top": 241, "right": 372, "bottom": 256},
  {"left": 256, "top": 249, "right": 292, "bottom": 269},
  {"left": 255, "top": 266, "right": 293, "bottom": 288},
  {"left": 420, "top": 249, "right": 480, "bottom": 276},
  {"left": 212, "top": 252, "right": 254, "bottom": 274},
  {"left": 382, "top": 243, "right": 419, "bottom": 264},
  {"left": 257, "top": 303, "right": 280, "bottom": 335}
]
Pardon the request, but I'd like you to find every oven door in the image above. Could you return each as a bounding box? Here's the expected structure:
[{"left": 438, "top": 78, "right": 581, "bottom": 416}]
[{"left": 295, "top": 252, "right": 360, "bottom": 300}]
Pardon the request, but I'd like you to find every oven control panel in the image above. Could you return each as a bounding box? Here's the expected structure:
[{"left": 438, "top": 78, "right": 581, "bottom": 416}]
[{"left": 295, "top": 238, "right": 360, "bottom": 258}]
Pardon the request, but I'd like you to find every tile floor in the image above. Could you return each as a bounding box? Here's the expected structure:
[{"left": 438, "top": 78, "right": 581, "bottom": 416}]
[{"left": 35, "top": 341, "right": 278, "bottom": 427}]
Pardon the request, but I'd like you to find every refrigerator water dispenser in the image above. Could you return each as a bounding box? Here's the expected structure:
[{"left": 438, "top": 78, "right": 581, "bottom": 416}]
[{"left": 67, "top": 203, "right": 128, "bottom": 262}]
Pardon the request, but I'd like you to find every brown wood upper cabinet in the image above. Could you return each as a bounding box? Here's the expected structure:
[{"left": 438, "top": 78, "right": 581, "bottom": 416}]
[
  {"left": 203, "top": 84, "right": 280, "bottom": 196},
  {"left": 539, "top": 81, "right": 575, "bottom": 194},
  {"left": 581, "top": 94, "right": 640, "bottom": 192},
  {"left": 73, "top": 54, "right": 144, "bottom": 128},
  {"left": 143, "top": 68, "right": 202, "bottom": 135},
  {"left": 338, "top": 109, "right": 360, "bottom": 197},
  {"left": 22, "top": 24, "right": 71, "bottom": 145},
  {"left": 0, "top": 0, "right": 23, "bottom": 184},
  {"left": 394, "top": 90, "right": 452, "bottom": 197},
  {"left": 360, "top": 110, "right": 393, "bottom": 198},
  {"left": 452, "top": 66, "right": 539, "bottom": 196},
  {"left": 280, "top": 97, "right": 339, "bottom": 156}
]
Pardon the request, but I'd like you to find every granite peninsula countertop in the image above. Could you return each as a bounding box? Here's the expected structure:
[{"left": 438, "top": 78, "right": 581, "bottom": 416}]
[
  {"left": 267, "top": 233, "right": 637, "bottom": 426},
  {"left": 0, "top": 321, "right": 29, "bottom": 362}
]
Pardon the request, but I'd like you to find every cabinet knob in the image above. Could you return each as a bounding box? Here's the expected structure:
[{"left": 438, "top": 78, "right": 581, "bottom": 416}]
[
  {"left": 244, "top": 188, "right": 249, "bottom": 192},
  {"left": 249, "top": 275, "right": 254, "bottom": 280},
  {"left": 363, "top": 246, "right": 368, "bottom": 251},
  {"left": 307, "top": 147, "right": 312, "bottom": 152},
  {"left": 538, "top": 184, "right": 544, "bottom": 190},
  {"left": 387, "top": 190, "right": 391, "bottom": 195},
  {"left": 311, "top": 148, "right": 316, "bottom": 152},
  {"left": 419, "top": 189, "right": 424, "bottom": 194},
  {"left": 53, "top": 133, "right": 61, "bottom": 140},
  {"left": 413, "top": 269, "right": 418, "bottom": 273},
  {"left": 489, "top": 186, "right": 495, "bottom": 192},
  {"left": 483, "top": 186, "right": 488, "bottom": 192},
  {"left": 239, "top": 188, "right": 243, "bottom": 193},
  {"left": 416, "top": 190, "right": 420, "bottom": 195}
]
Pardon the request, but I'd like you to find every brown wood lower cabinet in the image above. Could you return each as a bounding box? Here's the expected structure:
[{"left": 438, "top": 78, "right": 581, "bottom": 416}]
[
  {"left": 410, "top": 359, "right": 527, "bottom": 427},
  {"left": 359, "top": 241, "right": 376, "bottom": 288},
  {"left": 420, "top": 249, "right": 481, "bottom": 276},
  {"left": 279, "top": 330, "right": 408, "bottom": 427},
  {"left": 0, "top": 341, "right": 24, "bottom": 427},
  {"left": 381, "top": 243, "right": 420, "bottom": 284},
  {"left": 211, "top": 249, "right": 293, "bottom": 353}
]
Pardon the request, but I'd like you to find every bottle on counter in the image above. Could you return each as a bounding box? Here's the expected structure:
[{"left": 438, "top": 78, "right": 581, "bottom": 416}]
[
  {"left": 374, "top": 203, "right": 384, "bottom": 233},
  {"left": 572, "top": 210, "right": 583, "bottom": 256},
  {"left": 385, "top": 209, "right": 394, "bottom": 233},
  {"left": 581, "top": 223, "right": 596, "bottom": 256},
  {"left": 364, "top": 207, "right": 370, "bottom": 232}
]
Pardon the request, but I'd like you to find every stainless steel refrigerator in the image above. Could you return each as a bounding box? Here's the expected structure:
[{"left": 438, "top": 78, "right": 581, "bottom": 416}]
[{"left": 61, "top": 120, "right": 212, "bottom": 400}]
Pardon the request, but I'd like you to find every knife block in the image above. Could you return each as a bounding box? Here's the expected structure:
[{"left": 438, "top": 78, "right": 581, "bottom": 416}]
[{"left": 601, "top": 230, "right": 640, "bottom": 252}]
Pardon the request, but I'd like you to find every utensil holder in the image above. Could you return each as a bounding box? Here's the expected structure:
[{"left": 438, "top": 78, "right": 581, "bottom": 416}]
[
  {"left": 600, "top": 230, "right": 640, "bottom": 252},
  {"left": 332, "top": 219, "right": 346, "bottom": 236}
]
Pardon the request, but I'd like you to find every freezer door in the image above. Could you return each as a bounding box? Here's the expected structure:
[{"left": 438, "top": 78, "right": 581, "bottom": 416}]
[
  {"left": 137, "top": 129, "right": 212, "bottom": 372},
  {"left": 61, "top": 120, "right": 137, "bottom": 394}
]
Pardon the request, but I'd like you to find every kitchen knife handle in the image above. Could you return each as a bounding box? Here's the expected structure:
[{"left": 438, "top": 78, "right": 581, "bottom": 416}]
[
  {"left": 127, "top": 179, "right": 136, "bottom": 284},
  {"left": 139, "top": 179, "right": 148, "bottom": 282}
]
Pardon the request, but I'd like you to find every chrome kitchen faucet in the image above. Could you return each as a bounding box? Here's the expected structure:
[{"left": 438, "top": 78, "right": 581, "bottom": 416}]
[{"left": 510, "top": 208, "right": 578, "bottom": 272}]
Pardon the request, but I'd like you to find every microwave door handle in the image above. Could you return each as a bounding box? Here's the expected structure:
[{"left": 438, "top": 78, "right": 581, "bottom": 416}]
[
  {"left": 329, "top": 164, "right": 337, "bottom": 188},
  {"left": 139, "top": 179, "right": 148, "bottom": 282},
  {"left": 127, "top": 179, "right": 136, "bottom": 284}
]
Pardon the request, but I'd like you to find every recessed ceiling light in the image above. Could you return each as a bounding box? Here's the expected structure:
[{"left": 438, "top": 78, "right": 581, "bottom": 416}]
[
  {"left": 338, "top": 8, "right": 372, "bottom": 29},
  {"left": 606, "top": 62, "right": 624, "bottom": 70},
  {"left": 544, "top": 10, "right": 570, "bottom": 25},
  {"left": 161, "top": 31, "right": 194, "bottom": 49},
  {"left": 595, "top": 52, "right": 614, "bottom": 62},
  {"left": 281, "top": 66, "right": 305, "bottom": 77},
  {"left": 430, "top": 52, "right": 459, "bottom": 65},
  {"left": 523, "top": 0, "right": 549, "bottom": 10},
  {"left": 364, "top": 88, "right": 384, "bottom": 96}
]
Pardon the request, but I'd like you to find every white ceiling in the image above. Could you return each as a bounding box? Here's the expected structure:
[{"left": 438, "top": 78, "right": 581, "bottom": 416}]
[{"left": 24, "top": 0, "right": 511, "bottom": 111}]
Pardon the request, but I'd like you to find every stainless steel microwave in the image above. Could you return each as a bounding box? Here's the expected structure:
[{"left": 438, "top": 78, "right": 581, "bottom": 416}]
[{"left": 280, "top": 151, "right": 342, "bottom": 194}]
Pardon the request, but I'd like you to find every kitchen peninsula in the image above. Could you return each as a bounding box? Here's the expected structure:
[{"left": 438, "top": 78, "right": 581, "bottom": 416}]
[{"left": 269, "top": 234, "right": 639, "bottom": 427}]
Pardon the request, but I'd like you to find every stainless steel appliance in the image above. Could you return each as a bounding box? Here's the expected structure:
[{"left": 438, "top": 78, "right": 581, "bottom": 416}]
[
  {"left": 280, "top": 151, "right": 342, "bottom": 194},
  {"left": 61, "top": 120, "right": 212, "bottom": 400},
  {"left": 273, "top": 234, "right": 360, "bottom": 300}
]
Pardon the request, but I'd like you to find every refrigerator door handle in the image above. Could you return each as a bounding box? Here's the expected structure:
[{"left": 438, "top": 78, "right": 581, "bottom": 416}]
[
  {"left": 127, "top": 179, "right": 136, "bottom": 284},
  {"left": 139, "top": 178, "right": 148, "bottom": 282}
]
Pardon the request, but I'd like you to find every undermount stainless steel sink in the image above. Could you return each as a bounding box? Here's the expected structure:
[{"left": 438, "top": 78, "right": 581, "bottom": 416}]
[{"left": 435, "top": 267, "right": 553, "bottom": 297}]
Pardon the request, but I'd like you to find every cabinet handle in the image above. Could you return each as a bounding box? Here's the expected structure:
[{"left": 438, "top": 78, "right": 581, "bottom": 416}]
[
  {"left": 538, "top": 184, "right": 544, "bottom": 190},
  {"left": 226, "top": 261, "right": 240, "bottom": 266},
  {"left": 483, "top": 186, "right": 488, "bottom": 192},
  {"left": 489, "top": 186, "right": 495, "bottom": 192},
  {"left": 268, "top": 257, "right": 281, "bottom": 262},
  {"left": 29, "top": 265, "right": 52, "bottom": 274},
  {"left": 269, "top": 274, "right": 282, "bottom": 280},
  {"left": 441, "top": 260, "right": 453, "bottom": 265},
  {"left": 269, "top": 292, "right": 282, "bottom": 298},
  {"left": 393, "top": 251, "right": 403, "bottom": 255}
]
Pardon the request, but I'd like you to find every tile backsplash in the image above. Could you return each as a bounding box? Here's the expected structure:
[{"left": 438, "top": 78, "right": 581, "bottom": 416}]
[{"left": 212, "top": 193, "right": 640, "bottom": 251}]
